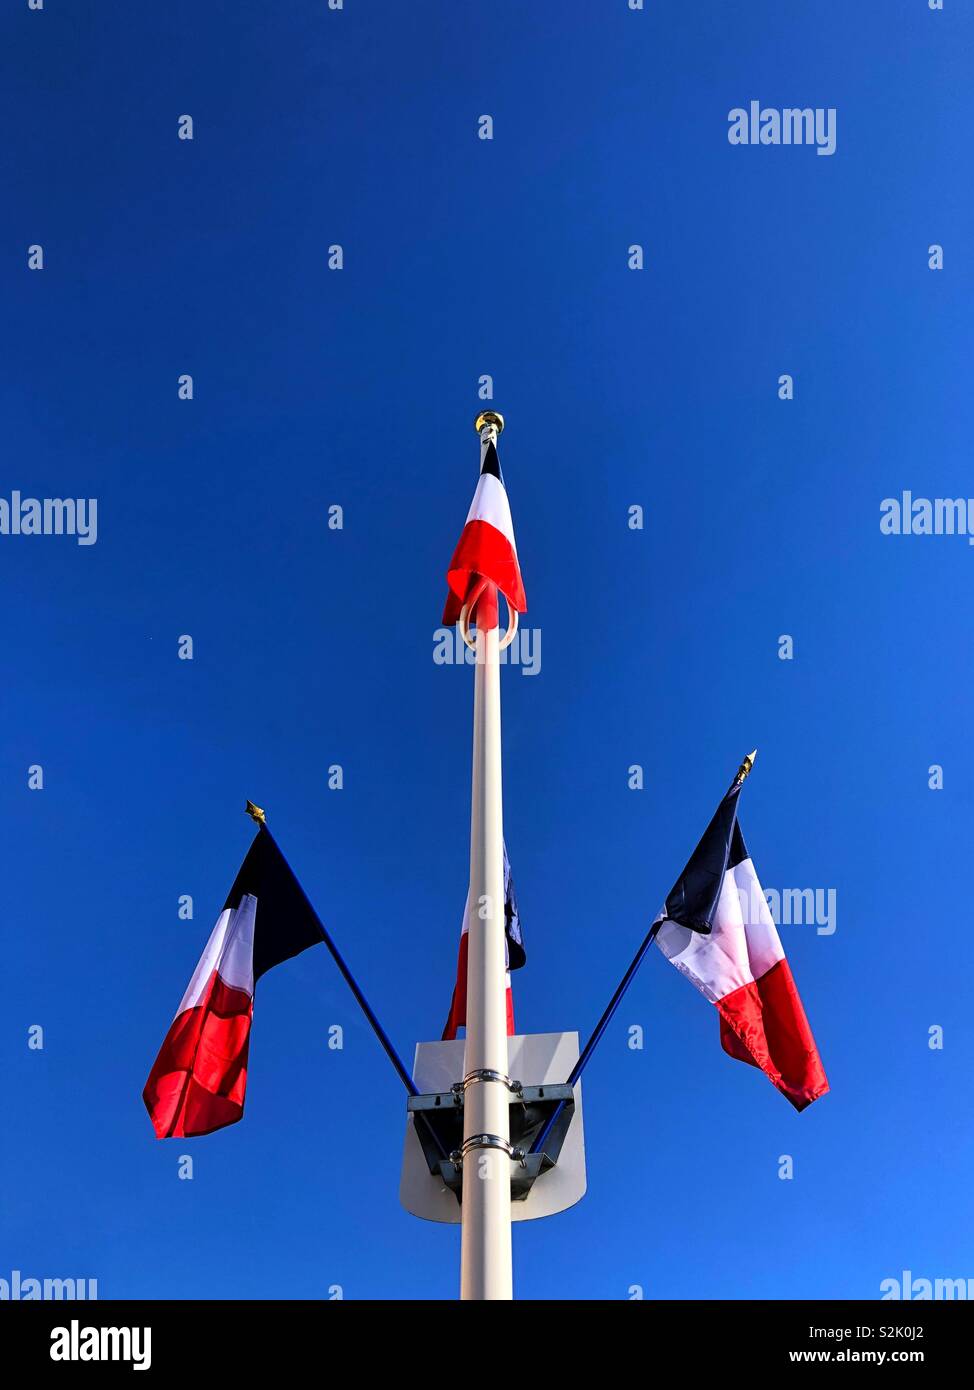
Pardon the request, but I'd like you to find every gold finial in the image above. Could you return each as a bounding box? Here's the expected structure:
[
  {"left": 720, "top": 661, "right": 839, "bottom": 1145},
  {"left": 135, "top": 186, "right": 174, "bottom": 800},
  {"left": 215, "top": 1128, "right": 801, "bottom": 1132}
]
[
  {"left": 245, "top": 800, "right": 266, "bottom": 826},
  {"left": 734, "top": 750, "right": 758, "bottom": 786},
  {"left": 474, "top": 410, "right": 505, "bottom": 436}
]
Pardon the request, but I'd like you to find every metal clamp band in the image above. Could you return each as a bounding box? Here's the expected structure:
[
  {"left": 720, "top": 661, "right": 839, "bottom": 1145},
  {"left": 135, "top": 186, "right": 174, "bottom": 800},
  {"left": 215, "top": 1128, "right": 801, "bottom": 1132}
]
[
  {"left": 449, "top": 1134, "right": 525, "bottom": 1167},
  {"left": 453, "top": 1069, "right": 522, "bottom": 1095}
]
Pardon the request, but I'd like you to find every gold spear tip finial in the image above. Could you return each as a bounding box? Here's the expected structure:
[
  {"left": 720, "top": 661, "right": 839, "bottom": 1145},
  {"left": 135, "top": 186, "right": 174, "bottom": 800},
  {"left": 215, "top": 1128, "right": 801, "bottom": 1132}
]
[
  {"left": 245, "top": 800, "right": 266, "bottom": 826},
  {"left": 735, "top": 749, "right": 758, "bottom": 785},
  {"left": 474, "top": 410, "right": 505, "bottom": 436}
]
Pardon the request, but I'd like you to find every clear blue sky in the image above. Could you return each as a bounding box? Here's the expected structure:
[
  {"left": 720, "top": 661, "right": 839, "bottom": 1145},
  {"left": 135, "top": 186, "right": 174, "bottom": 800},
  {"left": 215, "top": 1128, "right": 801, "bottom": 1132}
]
[{"left": 2, "top": 2, "right": 971, "bottom": 1300}]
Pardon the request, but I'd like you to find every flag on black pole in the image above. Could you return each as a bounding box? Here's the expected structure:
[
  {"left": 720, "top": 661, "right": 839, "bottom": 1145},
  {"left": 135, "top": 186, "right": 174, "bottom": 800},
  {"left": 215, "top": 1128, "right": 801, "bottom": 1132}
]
[
  {"left": 143, "top": 822, "right": 323, "bottom": 1139},
  {"left": 654, "top": 758, "right": 829, "bottom": 1111}
]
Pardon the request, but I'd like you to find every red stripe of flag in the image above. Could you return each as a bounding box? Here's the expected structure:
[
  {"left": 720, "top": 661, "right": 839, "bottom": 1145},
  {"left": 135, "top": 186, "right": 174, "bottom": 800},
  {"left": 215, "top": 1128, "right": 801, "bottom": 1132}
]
[{"left": 143, "top": 970, "right": 252, "bottom": 1139}]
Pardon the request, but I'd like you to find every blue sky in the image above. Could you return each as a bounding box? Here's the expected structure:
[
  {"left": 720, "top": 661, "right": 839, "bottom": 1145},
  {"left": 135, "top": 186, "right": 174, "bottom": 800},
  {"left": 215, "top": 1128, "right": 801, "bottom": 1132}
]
[{"left": 2, "top": 1, "right": 971, "bottom": 1300}]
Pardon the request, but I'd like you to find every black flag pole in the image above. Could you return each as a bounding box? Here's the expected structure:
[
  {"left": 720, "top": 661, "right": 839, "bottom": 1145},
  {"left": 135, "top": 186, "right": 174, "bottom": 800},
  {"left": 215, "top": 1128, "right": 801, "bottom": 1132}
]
[
  {"left": 527, "top": 925, "right": 664, "bottom": 1157},
  {"left": 244, "top": 801, "right": 420, "bottom": 1099},
  {"left": 528, "top": 751, "right": 758, "bottom": 1157},
  {"left": 244, "top": 804, "right": 452, "bottom": 1164}
]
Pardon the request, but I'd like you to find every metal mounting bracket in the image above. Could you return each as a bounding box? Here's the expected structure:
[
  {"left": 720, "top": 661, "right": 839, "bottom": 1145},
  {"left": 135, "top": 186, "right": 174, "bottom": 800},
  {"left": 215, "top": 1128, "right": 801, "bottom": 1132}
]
[{"left": 407, "top": 1082, "right": 576, "bottom": 1204}]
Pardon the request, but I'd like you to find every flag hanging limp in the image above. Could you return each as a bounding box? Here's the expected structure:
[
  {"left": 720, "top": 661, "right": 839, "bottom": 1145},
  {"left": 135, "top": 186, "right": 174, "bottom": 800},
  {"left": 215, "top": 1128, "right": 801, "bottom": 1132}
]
[
  {"left": 442, "top": 440, "right": 527, "bottom": 625},
  {"left": 442, "top": 844, "right": 525, "bottom": 1040},
  {"left": 143, "top": 825, "right": 322, "bottom": 1138},
  {"left": 654, "top": 775, "right": 829, "bottom": 1111}
]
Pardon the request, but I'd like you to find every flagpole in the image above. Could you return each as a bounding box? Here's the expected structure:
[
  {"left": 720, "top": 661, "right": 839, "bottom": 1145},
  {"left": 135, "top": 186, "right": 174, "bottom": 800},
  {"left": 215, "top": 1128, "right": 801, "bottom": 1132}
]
[
  {"left": 459, "top": 410, "right": 514, "bottom": 1301},
  {"left": 244, "top": 804, "right": 421, "bottom": 1100}
]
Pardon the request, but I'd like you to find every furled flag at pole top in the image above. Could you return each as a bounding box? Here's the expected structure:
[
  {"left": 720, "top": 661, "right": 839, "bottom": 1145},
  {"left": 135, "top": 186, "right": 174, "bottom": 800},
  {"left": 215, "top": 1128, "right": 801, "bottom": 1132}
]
[
  {"left": 442, "top": 438, "right": 527, "bottom": 626},
  {"left": 443, "top": 844, "right": 526, "bottom": 1041},
  {"left": 653, "top": 759, "right": 829, "bottom": 1111},
  {"left": 143, "top": 824, "right": 323, "bottom": 1138}
]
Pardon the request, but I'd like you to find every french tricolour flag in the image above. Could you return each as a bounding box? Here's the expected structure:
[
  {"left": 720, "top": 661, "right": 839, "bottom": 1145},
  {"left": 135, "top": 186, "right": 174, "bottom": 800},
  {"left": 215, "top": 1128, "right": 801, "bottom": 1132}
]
[
  {"left": 654, "top": 766, "right": 829, "bottom": 1111},
  {"left": 443, "top": 440, "right": 526, "bottom": 626},
  {"left": 443, "top": 844, "right": 526, "bottom": 1040},
  {"left": 143, "top": 825, "right": 323, "bottom": 1138}
]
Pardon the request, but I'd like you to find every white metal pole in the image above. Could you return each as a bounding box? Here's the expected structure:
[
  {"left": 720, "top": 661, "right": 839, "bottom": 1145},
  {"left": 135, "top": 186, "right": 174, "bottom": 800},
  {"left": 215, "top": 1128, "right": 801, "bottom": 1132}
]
[{"left": 459, "top": 411, "right": 513, "bottom": 1301}]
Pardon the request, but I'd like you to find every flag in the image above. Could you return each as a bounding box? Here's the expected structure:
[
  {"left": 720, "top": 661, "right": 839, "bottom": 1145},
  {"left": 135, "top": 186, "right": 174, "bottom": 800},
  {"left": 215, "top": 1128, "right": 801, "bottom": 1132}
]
[
  {"left": 443, "top": 439, "right": 526, "bottom": 626},
  {"left": 143, "top": 824, "right": 323, "bottom": 1138},
  {"left": 443, "top": 844, "right": 525, "bottom": 1040},
  {"left": 653, "top": 770, "right": 829, "bottom": 1111}
]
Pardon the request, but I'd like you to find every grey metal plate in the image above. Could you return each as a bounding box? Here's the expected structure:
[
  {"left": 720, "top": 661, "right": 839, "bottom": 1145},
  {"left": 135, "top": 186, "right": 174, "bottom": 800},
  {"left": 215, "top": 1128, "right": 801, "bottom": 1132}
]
[{"left": 399, "top": 1031, "right": 586, "bottom": 1224}]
